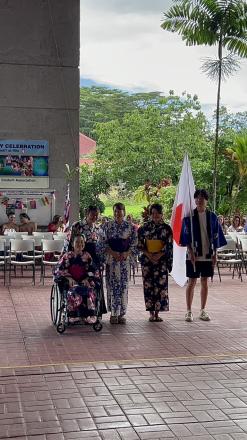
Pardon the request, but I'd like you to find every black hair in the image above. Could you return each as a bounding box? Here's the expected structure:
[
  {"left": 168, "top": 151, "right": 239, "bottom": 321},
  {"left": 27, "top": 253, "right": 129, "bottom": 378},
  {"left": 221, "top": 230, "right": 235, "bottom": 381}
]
[
  {"left": 7, "top": 211, "right": 15, "bottom": 218},
  {"left": 149, "top": 203, "right": 163, "bottom": 215},
  {"left": 87, "top": 205, "right": 99, "bottom": 214},
  {"left": 20, "top": 212, "right": 30, "bottom": 220},
  {"left": 113, "top": 202, "right": 126, "bottom": 214},
  {"left": 52, "top": 215, "right": 61, "bottom": 224},
  {"left": 194, "top": 189, "right": 209, "bottom": 201}
]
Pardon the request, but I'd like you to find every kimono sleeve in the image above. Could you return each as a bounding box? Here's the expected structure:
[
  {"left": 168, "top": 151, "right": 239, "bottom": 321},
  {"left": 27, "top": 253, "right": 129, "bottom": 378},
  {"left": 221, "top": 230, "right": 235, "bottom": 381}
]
[
  {"left": 137, "top": 225, "right": 146, "bottom": 252},
  {"left": 88, "top": 262, "right": 101, "bottom": 290},
  {"left": 164, "top": 225, "right": 173, "bottom": 273},
  {"left": 179, "top": 216, "right": 192, "bottom": 247},
  {"left": 97, "top": 224, "right": 109, "bottom": 263},
  {"left": 129, "top": 224, "right": 138, "bottom": 256},
  {"left": 212, "top": 214, "right": 227, "bottom": 249},
  {"left": 54, "top": 253, "right": 70, "bottom": 282}
]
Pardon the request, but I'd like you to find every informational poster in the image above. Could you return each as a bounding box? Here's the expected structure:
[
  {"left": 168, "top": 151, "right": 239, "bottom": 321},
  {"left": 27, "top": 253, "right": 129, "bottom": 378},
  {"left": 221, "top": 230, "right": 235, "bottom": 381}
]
[
  {"left": 0, "top": 190, "right": 55, "bottom": 226},
  {"left": 0, "top": 140, "right": 49, "bottom": 188}
]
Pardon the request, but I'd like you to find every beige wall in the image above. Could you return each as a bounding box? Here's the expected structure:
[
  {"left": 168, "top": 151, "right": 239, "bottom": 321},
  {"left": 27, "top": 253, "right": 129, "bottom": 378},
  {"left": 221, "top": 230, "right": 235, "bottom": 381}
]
[{"left": 0, "top": 0, "right": 80, "bottom": 223}]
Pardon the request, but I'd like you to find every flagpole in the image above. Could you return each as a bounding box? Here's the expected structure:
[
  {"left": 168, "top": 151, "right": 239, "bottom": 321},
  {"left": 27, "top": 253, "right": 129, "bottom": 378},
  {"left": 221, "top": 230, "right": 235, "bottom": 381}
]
[{"left": 185, "top": 153, "right": 196, "bottom": 272}]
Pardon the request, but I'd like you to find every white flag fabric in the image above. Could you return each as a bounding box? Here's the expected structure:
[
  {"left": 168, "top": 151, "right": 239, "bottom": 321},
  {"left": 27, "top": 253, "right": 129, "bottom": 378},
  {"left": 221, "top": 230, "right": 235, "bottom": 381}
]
[{"left": 170, "top": 154, "right": 196, "bottom": 287}]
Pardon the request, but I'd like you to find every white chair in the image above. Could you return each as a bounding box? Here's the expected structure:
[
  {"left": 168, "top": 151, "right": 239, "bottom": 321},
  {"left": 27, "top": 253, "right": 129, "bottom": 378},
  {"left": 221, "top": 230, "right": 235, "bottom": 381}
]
[
  {"left": 238, "top": 237, "right": 247, "bottom": 274},
  {"left": 41, "top": 239, "right": 64, "bottom": 284},
  {"left": 7, "top": 231, "right": 28, "bottom": 238},
  {"left": 228, "top": 232, "right": 238, "bottom": 243},
  {"left": 9, "top": 239, "right": 36, "bottom": 284},
  {"left": 53, "top": 235, "right": 66, "bottom": 241},
  {"left": 21, "top": 235, "right": 43, "bottom": 259},
  {"left": 0, "top": 239, "right": 8, "bottom": 285},
  {"left": 53, "top": 232, "right": 67, "bottom": 240},
  {"left": 33, "top": 232, "right": 53, "bottom": 240},
  {"left": 217, "top": 239, "right": 243, "bottom": 282}
]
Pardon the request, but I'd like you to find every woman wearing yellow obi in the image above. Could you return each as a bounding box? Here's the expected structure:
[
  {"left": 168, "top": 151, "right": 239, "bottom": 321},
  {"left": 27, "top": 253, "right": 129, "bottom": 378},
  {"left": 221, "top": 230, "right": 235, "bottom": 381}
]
[{"left": 138, "top": 203, "right": 173, "bottom": 322}]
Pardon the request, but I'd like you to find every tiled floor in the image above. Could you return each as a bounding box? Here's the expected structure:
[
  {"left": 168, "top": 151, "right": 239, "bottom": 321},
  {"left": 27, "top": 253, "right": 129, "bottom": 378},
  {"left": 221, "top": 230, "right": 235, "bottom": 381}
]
[{"left": 0, "top": 269, "right": 247, "bottom": 439}]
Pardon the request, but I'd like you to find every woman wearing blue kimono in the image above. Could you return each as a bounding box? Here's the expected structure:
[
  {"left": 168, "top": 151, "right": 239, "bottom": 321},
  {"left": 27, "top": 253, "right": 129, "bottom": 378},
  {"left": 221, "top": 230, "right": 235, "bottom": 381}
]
[
  {"left": 180, "top": 189, "right": 227, "bottom": 322},
  {"left": 99, "top": 203, "right": 138, "bottom": 324}
]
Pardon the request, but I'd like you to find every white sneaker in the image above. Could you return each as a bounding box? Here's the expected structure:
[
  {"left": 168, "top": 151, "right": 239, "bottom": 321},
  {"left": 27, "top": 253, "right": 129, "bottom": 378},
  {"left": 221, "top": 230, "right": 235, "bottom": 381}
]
[
  {"left": 199, "top": 309, "right": 210, "bottom": 321},
  {"left": 185, "top": 311, "right": 193, "bottom": 322}
]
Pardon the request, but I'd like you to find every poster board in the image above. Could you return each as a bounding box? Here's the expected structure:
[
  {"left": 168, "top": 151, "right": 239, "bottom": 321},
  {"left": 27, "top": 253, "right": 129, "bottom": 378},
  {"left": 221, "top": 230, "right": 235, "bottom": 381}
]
[
  {"left": 0, "top": 190, "right": 55, "bottom": 227},
  {"left": 0, "top": 139, "right": 49, "bottom": 188}
]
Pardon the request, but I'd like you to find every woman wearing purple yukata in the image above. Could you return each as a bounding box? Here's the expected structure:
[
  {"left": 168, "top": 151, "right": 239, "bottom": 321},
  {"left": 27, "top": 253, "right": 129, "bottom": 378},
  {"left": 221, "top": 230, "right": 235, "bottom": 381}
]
[{"left": 99, "top": 203, "right": 138, "bottom": 324}]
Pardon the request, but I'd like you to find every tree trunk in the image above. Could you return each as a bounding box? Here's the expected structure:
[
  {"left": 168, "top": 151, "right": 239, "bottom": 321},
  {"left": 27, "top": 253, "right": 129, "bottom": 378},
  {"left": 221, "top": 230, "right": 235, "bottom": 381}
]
[
  {"left": 231, "top": 175, "right": 243, "bottom": 214},
  {"left": 212, "top": 40, "right": 223, "bottom": 212}
]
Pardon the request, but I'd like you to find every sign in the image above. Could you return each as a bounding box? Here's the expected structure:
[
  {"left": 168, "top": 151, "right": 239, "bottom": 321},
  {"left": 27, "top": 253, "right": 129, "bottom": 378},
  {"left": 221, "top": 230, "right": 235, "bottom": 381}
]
[{"left": 0, "top": 139, "right": 49, "bottom": 188}]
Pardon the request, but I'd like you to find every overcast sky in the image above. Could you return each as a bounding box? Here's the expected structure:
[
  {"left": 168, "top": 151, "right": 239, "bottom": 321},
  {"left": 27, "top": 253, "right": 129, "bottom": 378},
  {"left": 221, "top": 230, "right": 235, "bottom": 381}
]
[{"left": 80, "top": 0, "right": 247, "bottom": 114}]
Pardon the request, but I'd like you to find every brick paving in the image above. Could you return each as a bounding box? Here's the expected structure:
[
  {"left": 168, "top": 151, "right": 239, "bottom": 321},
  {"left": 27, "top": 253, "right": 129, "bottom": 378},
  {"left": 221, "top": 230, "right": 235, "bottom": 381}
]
[{"left": 0, "top": 269, "right": 247, "bottom": 439}]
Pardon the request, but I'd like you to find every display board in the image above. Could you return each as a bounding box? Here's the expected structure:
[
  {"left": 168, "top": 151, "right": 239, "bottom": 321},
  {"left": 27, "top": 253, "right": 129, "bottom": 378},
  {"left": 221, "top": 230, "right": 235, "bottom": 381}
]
[
  {"left": 0, "top": 190, "right": 55, "bottom": 227},
  {"left": 0, "top": 139, "right": 49, "bottom": 188}
]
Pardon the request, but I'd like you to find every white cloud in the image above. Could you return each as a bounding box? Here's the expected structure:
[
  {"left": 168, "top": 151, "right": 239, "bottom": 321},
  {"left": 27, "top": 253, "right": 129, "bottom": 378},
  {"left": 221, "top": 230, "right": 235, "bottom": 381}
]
[{"left": 80, "top": 0, "right": 247, "bottom": 112}]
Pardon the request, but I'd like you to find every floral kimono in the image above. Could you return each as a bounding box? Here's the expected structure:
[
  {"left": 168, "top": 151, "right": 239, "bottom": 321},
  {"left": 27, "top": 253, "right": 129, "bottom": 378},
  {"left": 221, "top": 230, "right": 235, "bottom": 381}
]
[
  {"left": 63, "top": 220, "right": 100, "bottom": 266},
  {"left": 63, "top": 220, "right": 107, "bottom": 315},
  {"left": 138, "top": 221, "right": 173, "bottom": 313},
  {"left": 54, "top": 251, "right": 101, "bottom": 317},
  {"left": 99, "top": 220, "right": 138, "bottom": 317}
]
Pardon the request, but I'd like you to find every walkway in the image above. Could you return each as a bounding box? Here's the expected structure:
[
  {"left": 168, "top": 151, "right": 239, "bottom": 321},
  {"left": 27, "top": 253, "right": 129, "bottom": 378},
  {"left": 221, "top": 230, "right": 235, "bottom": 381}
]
[{"left": 0, "top": 271, "right": 247, "bottom": 439}]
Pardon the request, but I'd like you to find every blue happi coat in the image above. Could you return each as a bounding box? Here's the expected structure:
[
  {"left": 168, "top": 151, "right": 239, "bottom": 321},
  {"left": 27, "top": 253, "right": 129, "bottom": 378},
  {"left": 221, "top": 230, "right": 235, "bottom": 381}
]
[{"left": 180, "top": 209, "right": 227, "bottom": 257}]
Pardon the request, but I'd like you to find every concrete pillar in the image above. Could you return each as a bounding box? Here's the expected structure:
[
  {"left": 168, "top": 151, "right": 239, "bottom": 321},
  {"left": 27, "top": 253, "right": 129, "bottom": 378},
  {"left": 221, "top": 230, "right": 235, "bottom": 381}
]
[{"left": 0, "top": 0, "right": 80, "bottom": 223}]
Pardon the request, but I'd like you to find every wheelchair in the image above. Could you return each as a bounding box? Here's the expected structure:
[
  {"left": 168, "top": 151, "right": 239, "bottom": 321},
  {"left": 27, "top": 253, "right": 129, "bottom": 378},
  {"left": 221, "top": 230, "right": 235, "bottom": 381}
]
[{"left": 50, "top": 282, "right": 103, "bottom": 334}]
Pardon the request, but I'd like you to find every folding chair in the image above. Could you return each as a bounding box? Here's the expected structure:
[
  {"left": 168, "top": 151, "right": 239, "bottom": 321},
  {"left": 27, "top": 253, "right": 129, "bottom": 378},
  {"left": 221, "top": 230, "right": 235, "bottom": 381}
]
[
  {"left": 238, "top": 236, "right": 247, "bottom": 275},
  {"left": 41, "top": 239, "right": 64, "bottom": 284},
  {"left": 6, "top": 231, "right": 28, "bottom": 238},
  {"left": 9, "top": 239, "right": 36, "bottom": 285},
  {"left": 53, "top": 232, "right": 67, "bottom": 240},
  {"left": 0, "top": 239, "right": 8, "bottom": 285},
  {"left": 217, "top": 239, "right": 243, "bottom": 282},
  {"left": 21, "top": 235, "right": 43, "bottom": 260},
  {"left": 33, "top": 232, "right": 53, "bottom": 240}
]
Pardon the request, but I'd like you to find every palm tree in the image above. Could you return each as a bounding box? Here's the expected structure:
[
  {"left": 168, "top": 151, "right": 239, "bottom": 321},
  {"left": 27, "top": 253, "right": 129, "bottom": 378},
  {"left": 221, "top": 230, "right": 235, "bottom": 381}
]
[
  {"left": 161, "top": 0, "right": 247, "bottom": 211},
  {"left": 225, "top": 134, "right": 247, "bottom": 209}
]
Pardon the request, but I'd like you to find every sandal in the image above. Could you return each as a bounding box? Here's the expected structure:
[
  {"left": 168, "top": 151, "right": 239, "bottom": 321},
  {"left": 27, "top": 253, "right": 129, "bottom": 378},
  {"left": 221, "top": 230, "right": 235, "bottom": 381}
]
[
  {"left": 110, "top": 316, "right": 118, "bottom": 324},
  {"left": 149, "top": 315, "right": 156, "bottom": 322},
  {"left": 155, "top": 316, "right": 163, "bottom": 322},
  {"left": 118, "top": 316, "right": 126, "bottom": 324}
]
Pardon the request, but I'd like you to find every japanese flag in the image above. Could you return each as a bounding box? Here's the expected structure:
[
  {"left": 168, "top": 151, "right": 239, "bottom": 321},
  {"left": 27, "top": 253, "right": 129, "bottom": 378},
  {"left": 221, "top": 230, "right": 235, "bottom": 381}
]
[{"left": 170, "top": 154, "right": 196, "bottom": 286}]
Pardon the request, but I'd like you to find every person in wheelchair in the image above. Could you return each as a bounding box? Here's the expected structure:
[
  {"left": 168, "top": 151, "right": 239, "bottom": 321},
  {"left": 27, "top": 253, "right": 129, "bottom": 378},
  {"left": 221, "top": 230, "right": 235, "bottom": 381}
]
[{"left": 54, "top": 234, "right": 101, "bottom": 324}]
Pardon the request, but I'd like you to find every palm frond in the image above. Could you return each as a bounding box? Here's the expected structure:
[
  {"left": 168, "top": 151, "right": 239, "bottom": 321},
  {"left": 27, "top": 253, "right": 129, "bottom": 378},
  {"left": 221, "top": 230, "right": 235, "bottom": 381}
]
[
  {"left": 225, "top": 134, "right": 247, "bottom": 177},
  {"left": 201, "top": 54, "right": 240, "bottom": 81},
  {"left": 161, "top": 2, "right": 218, "bottom": 45},
  {"left": 223, "top": 35, "right": 247, "bottom": 57}
]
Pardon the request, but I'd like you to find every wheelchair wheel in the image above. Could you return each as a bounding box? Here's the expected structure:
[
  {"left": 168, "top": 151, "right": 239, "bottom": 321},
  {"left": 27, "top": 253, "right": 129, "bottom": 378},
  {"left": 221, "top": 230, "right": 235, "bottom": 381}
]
[
  {"left": 50, "top": 284, "right": 61, "bottom": 325},
  {"left": 57, "top": 323, "right": 66, "bottom": 334},
  {"left": 93, "top": 321, "right": 103, "bottom": 332}
]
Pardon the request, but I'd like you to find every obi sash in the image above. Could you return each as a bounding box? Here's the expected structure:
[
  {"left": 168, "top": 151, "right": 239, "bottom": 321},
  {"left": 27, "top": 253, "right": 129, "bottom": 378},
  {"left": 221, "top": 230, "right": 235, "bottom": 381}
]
[
  {"left": 146, "top": 239, "right": 164, "bottom": 253},
  {"left": 68, "top": 264, "right": 87, "bottom": 282},
  {"left": 108, "top": 238, "right": 130, "bottom": 253}
]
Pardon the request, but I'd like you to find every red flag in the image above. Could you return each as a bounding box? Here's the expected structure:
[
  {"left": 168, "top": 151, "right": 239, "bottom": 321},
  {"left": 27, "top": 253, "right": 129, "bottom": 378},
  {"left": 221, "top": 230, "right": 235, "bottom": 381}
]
[{"left": 170, "top": 154, "right": 196, "bottom": 286}]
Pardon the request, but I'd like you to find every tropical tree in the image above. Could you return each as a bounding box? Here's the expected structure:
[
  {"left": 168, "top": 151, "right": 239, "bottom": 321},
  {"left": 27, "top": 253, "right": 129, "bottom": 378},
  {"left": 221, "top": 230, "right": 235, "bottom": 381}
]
[
  {"left": 225, "top": 133, "right": 247, "bottom": 210},
  {"left": 80, "top": 87, "right": 164, "bottom": 138},
  {"left": 95, "top": 92, "right": 210, "bottom": 189},
  {"left": 79, "top": 165, "right": 110, "bottom": 216},
  {"left": 161, "top": 0, "right": 247, "bottom": 210}
]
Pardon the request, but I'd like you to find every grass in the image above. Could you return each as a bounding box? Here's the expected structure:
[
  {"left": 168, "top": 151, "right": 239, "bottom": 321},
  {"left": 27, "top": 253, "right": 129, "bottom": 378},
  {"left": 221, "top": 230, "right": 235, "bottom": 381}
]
[{"left": 103, "top": 203, "right": 144, "bottom": 219}]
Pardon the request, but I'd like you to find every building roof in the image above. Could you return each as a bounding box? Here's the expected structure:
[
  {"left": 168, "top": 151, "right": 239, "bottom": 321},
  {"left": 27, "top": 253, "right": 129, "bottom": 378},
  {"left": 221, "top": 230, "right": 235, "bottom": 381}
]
[{"left": 79, "top": 132, "right": 96, "bottom": 165}]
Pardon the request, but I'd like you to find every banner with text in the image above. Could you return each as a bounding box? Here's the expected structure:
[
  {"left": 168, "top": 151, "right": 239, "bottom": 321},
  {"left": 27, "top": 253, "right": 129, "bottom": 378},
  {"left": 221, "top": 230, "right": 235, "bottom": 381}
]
[{"left": 0, "top": 139, "right": 49, "bottom": 188}]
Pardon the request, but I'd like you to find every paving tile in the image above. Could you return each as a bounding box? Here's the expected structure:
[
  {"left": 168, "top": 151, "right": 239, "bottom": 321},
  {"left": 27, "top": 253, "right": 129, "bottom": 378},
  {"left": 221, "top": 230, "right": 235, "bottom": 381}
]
[{"left": 0, "top": 275, "right": 247, "bottom": 439}]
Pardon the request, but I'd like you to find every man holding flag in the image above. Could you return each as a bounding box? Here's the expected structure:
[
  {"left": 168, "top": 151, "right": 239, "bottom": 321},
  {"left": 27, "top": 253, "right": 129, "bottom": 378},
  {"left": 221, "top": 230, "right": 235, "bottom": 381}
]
[
  {"left": 171, "top": 155, "right": 226, "bottom": 323},
  {"left": 180, "top": 189, "right": 226, "bottom": 322}
]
